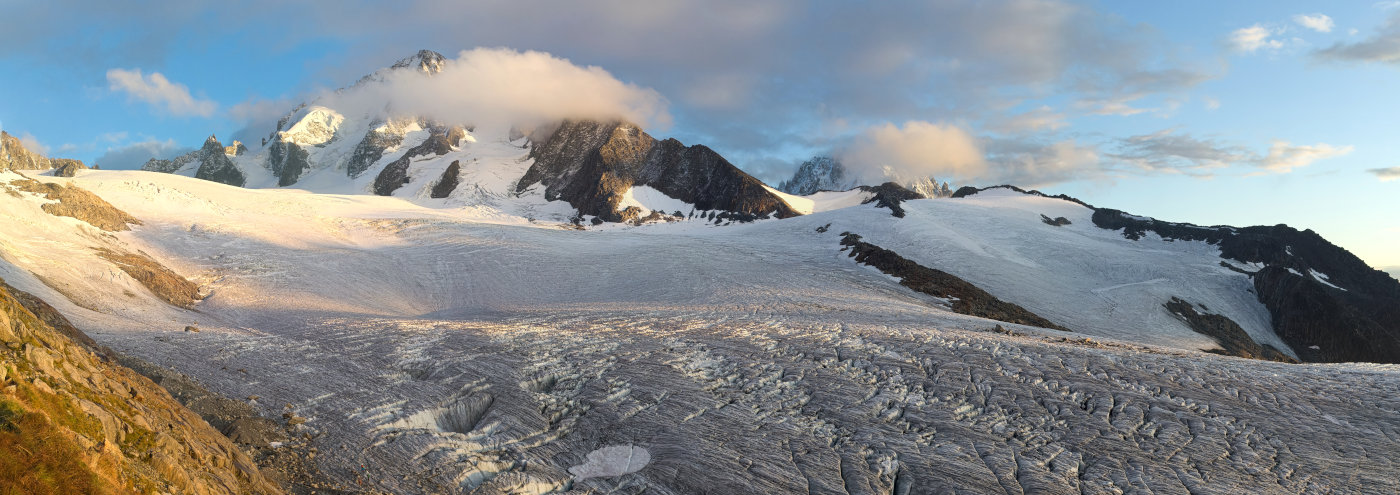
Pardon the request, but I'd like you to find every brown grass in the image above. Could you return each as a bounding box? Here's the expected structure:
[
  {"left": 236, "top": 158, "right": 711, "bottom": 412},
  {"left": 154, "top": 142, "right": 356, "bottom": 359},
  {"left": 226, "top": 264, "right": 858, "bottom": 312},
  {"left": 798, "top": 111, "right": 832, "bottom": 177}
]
[{"left": 0, "top": 398, "right": 115, "bottom": 495}]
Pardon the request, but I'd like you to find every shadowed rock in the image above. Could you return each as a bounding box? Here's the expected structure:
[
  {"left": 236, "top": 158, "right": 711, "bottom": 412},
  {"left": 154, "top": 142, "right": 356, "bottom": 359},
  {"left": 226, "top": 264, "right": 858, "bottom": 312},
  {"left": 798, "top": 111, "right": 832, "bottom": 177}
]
[
  {"left": 516, "top": 120, "right": 799, "bottom": 222},
  {"left": 430, "top": 160, "right": 462, "bottom": 198},
  {"left": 373, "top": 127, "right": 460, "bottom": 196},
  {"left": 94, "top": 248, "right": 201, "bottom": 309},
  {"left": 1164, "top": 297, "right": 1297, "bottom": 363},
  {"left": 840, "top": 231, "right": 1070, "bottom": 331},
  {"left": 193, "top": 136, "right": 246, "bottom": 187}
]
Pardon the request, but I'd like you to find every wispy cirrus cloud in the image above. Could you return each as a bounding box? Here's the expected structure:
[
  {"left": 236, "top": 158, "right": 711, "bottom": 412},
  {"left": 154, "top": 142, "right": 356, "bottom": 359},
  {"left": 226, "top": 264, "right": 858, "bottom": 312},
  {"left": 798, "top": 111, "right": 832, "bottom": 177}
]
[{"left": 1110, "top": 128, "right": 1351, "bottom": 175}]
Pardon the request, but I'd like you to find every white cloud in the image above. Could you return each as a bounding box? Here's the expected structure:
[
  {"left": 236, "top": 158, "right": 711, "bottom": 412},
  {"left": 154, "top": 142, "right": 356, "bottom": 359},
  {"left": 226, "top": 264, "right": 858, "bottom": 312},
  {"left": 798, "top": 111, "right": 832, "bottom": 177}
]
[
  {"left": 1294, "top": 14, "right": 1335, "bottom": 33},
  {"left": 1075, "top": 95, "right": 1152, "bottom": 116},
  {"left": 1365, "top": 166, "right": 1400, "bottom": 181},
  {"left": 1314, "top": 13, "right": 1400, "bottom": 65},
  {"left": 106, "top": 68, "right": 217, "bottom": 117},
  {"left": 838, "top": 121, "right": 987, "bottom": 183},
  {"left": 16, "top": 132, "right": 49, "bottom": 156},
  {"left": 1203, "top": 97, "right": 1221, "bottom": 110},
  {"left": 322, "top": 48, "right": 670, "bottom": 130},
  {"left": 984, "top": 138, "right": 1103, "bottom": 187},
  {"left": 1229, "top": 25, "right": 1284, "bottom": 53},
  {"left": 1255, "top": 140, "right": 1353, "bottom": 173}
]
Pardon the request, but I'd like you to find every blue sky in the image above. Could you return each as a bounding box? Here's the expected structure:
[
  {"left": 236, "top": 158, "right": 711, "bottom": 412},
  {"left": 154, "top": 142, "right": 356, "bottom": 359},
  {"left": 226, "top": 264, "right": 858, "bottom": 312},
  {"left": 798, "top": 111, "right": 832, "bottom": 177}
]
[{"left": 0, "top": 0, "right": 1396, "bottom": 273}]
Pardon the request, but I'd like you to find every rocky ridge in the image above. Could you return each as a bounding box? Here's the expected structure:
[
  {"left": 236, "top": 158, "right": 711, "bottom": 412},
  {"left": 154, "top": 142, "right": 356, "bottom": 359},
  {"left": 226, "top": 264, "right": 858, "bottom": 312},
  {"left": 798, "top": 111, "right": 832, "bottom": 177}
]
[
  {"left": 1, "top": 131, "right": 85, "bottom": 172},
  {"left": 516, "top": 119, "right": 799, "bottom": 222},
  {"left": 955, "top": 184, "right": 1400, "bottom": 364}
]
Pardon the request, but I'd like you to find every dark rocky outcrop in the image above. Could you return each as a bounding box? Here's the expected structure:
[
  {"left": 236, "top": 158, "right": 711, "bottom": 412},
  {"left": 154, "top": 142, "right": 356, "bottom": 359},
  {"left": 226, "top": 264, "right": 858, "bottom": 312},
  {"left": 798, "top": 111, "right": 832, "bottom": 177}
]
[
  {"left": 346, "top": 118, "right": 421, "bottom": 178},
  {"left": 859, "top": 182, "right": 924, "bottom": 218},
  {"left": 51, "top": 160, "right": 87, "bottom": 177},
  {"left": 268, "top": 141, "right": 310, "bottom": 187},
  {"left": 952, "top": 185, "right": 1095, "bottom": 209},
  {"left": 1040, "top": 214, "right": 1071, "bottom": 226},
  {"left": 4, "top": 178, "right": 142, "bottom": 231},
  {"left": 193, "top": 136, "right": 247, "bottom": 187},
  {"left": 373, "top": 127, "right": 460, "bottom": 196},
  {"left": 1164, "top": 297, "right": 1297, "bottom": 363},
  {"left": 430, "top": 160, "right": 462, "bottom": 198},
  {"left": 0, "top": 281, "right": 282, "bottom": 494},
  {"left": 839, "top": 232, "right": 1070, "bottom": 331},
  {"left": 515, "top": 120, "right": 799, "bottom": 222},
  {"left": 141, "top": 151, "right": 199, "bottom": 173},
  {"left": 956, "top": 184, "right": 1400, "bottom": 364},
  {"left": 1093, "top": 210, "right": 1400, "bottom": 364},
  {"left": 777, "top": 155, "right": 854, "bottom": 195}
]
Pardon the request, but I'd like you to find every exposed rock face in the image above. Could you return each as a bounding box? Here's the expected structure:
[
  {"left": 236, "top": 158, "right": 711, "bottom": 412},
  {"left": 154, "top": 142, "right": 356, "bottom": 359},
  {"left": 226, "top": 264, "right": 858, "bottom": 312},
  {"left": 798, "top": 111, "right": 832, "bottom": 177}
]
[
  {"left": 956, "top": 185, "right": 1400, "bottom": 363},
  {"left": 839, "top": 231, "right": 1071, "bottom": 331},
  {"left": 51, "top": 159, "right": 87, "bottom": 177},
  {"left": 1093, "top": 210, "right": 1400, "bottom": 364},
  {"left": 516, "top": 120, "right": 799, "bottom": 222},
  {"left": 141, "top": 151, "right": 199, "bottom": 173},
  {"left": 194, "top": 136, "right": 247, "bottom": 187},
  {"left": 430, "top": 160, "right": 462, "bottom": 198},
  {"left": 3, "top": 178, "right": 142, "bottom": 231},
  {"left": 1164, "top": 297, "right": 1297, "bottom": 363},
  {"left": 1, "top": 131, "right": 53, "bottom": 171},
  {"left": 354, "top": 49, "right": 447, "bottom": 87},
  {"left": 0, "top": 281, "right": 281, "bottom": 494},
  {"left": 1, "top": 131, "right": 86, "bottom": 172},
  {"left": 225, "top": 140, "right": 247, "bottom": 157},
  {"left": 93, "top": 248, "right": 202, "bottom": 309},
  {"left": 347, "top": 117, "right": 421, "bottom": 178},
  {"left": 777, "top": 155, "right": 855, "bottom": 195},
  {"left": 373, "top": 127, "right": 459, "bottom": 196},
  {"left": 268, "top": 141, "right": 310, "bottom": 187},
  {"left": 859, "top": 182, "right": 924, "bottom": 218}
]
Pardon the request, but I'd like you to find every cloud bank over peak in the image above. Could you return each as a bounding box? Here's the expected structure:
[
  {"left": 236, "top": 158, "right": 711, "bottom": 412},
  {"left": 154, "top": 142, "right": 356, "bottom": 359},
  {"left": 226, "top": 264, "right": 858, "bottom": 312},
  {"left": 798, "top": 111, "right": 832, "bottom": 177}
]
[
  {"left": 314, "top": 48, "right": 671, "bottom": 131},
  {"left": 837, "top": 121, "right": 986, "bottom": 184}
]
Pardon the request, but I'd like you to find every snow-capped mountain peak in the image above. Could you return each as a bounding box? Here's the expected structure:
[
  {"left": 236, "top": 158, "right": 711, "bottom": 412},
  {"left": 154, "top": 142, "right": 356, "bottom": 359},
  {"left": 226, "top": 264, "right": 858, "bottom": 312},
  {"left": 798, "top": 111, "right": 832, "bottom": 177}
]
[{"left": 390, "top": 49, "right": 447, "bottom": 75}]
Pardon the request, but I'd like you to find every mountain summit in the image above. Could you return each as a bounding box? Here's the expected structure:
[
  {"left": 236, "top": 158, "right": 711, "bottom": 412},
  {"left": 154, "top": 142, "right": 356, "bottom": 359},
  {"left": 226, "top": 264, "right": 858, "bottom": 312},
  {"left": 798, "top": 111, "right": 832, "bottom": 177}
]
[{"left": 138, "top": 50, "right": 801, "bottom": 225}]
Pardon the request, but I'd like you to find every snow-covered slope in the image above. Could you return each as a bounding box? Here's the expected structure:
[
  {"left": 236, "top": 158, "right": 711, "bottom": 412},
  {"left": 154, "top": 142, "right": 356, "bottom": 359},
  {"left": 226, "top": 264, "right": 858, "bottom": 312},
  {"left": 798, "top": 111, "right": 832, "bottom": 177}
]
[
  {"left": 3, "top": 169, "right": 1398, "bottom": 493},
  {"left": 141, "top": 51, "right": 793, "bottom": 226}
]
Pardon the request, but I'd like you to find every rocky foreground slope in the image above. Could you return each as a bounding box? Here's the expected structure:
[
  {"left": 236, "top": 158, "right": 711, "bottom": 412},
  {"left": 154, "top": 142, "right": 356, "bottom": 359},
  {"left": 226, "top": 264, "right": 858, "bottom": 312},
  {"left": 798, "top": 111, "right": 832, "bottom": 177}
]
[{"left": 0, "top": 280, "right": 280, "bottom": 494}]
